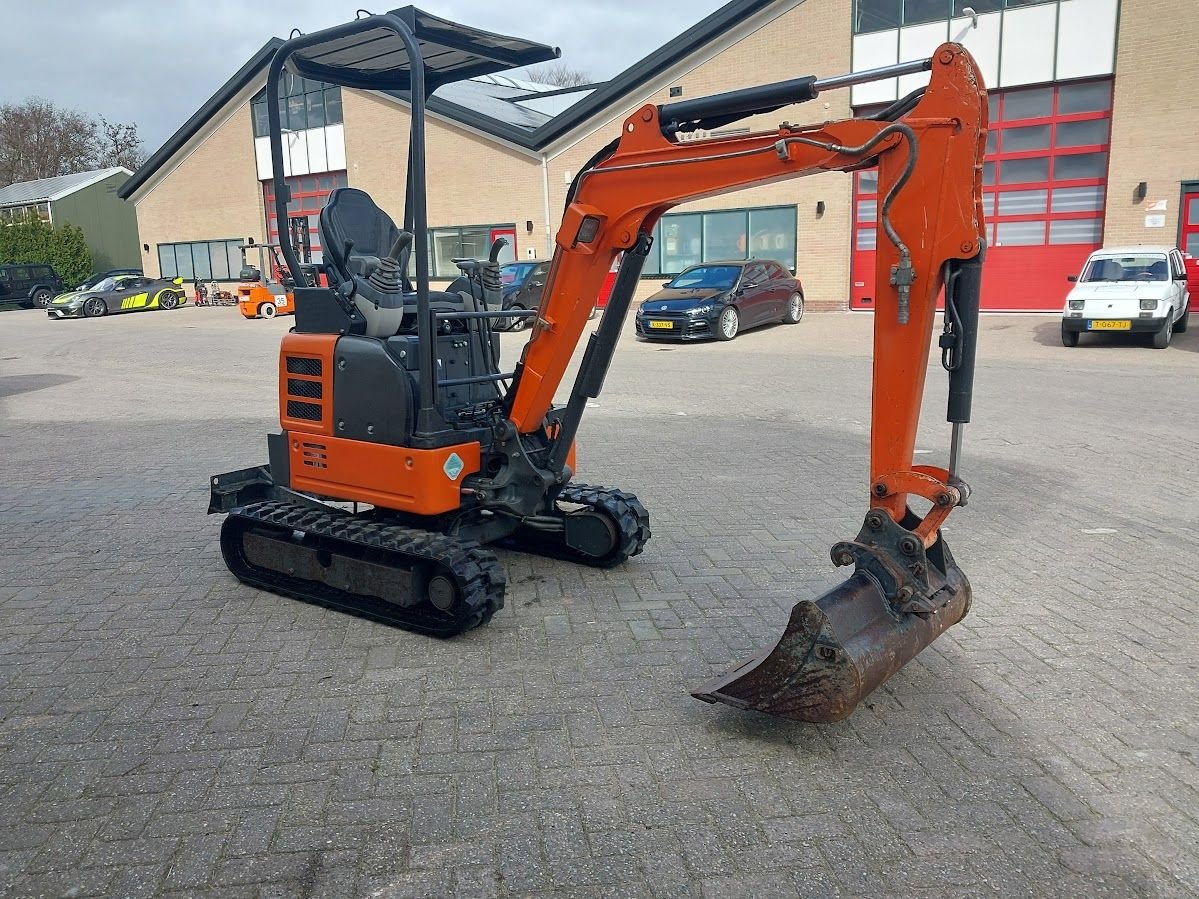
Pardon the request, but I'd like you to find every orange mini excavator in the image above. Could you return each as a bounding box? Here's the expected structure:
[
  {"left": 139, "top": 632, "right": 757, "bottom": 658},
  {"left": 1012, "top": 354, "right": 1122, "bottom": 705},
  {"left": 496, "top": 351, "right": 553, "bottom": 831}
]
[{"left": 209, "top": 8, "right": 987, "bottom": 723}]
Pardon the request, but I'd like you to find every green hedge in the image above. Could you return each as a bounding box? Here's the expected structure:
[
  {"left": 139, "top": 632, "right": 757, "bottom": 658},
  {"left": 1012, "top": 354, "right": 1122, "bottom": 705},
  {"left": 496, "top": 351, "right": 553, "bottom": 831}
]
[{"left": 0, "top": 219, "right": 92, "bottom": 286}]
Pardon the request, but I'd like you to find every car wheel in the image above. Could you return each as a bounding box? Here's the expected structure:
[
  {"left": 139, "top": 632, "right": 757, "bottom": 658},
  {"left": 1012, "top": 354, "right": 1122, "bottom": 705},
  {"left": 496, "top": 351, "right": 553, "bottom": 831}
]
[
  {"left": 508, "top": 305, "right": 527, "bottom": 332},
  {"left": 82, "top": 297, "right": 107, "bottom": 318},
  {"left": 1061, "top": 324, "right": 1079, "bottom": 347},
  {"left": 716, "top": 305, "right": 739, "bottom": 341},
  {"left": 259, "top": 302, "right": 277, "bottom": 319},
  {"left": 32, "top": 288, "right": 51, "bottom": 309},
  {"left": 1175, "top": 306, "right": 1189, "bottom": 333},
  {"left": 159, "top": 291, "right": 179, "bottom": 311},
  {"left": 1151, "top": 311, "right": 1173, "bottom": 349},
  {"left": 782, "top": 292, "right": 804, "bottom": 324}
]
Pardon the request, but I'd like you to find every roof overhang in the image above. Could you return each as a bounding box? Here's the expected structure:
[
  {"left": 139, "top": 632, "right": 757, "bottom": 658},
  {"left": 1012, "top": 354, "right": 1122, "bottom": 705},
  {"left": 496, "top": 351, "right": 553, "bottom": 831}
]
[{"left": 121, "top": 0, "right": 783, "bottom": 198}]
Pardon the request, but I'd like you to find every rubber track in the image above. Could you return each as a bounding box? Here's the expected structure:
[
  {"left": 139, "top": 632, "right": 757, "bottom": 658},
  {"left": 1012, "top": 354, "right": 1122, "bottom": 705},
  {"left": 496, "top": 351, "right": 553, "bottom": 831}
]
[
  {"left": 222, "top": 500, "right": 505, "bottom": 637},
  {"left": 506, "top": 484, "right": 651, "bottom": 569}
]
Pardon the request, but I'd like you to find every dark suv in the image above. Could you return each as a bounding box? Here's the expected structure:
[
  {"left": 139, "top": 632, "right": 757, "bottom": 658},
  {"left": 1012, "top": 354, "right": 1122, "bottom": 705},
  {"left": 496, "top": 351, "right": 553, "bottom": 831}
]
[{"left": 0, "top": 263, "right": 65, "bottom": 309}]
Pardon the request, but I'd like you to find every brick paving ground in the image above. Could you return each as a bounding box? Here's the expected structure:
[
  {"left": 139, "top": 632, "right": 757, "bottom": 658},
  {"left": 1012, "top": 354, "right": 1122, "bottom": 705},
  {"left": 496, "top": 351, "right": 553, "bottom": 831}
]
[{"left": 0, "top": 305, "right": 1196, "bottom": 898}]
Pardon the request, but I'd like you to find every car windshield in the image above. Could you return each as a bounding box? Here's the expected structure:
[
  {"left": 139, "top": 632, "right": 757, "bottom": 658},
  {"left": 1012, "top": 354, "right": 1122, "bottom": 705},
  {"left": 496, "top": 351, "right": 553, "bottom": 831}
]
[
  {"left": 1081, "top": 255, "right": 1170, "bottom": 282},
  {"left": 666, "top": 265, "right": 741, "bottom": 290},
  {"left": 500, "top": 262, "right": 539, "bottom": 285}
]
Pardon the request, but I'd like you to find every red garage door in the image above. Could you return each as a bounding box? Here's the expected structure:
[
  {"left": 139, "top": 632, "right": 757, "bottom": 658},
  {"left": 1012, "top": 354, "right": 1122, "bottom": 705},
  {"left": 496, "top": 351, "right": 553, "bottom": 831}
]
[
  {"left": 852, "top": 79, "right": 1112, "bottom": 311},
  {"left": 263, "top": 171, "right": 348, "bottom": 265}
]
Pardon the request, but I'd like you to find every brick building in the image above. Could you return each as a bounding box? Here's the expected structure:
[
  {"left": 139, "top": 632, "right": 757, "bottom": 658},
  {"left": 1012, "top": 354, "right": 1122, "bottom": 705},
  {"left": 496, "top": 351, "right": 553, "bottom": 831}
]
[{"left": 119, "top": 0, "right": 1198, "bottom": 312}]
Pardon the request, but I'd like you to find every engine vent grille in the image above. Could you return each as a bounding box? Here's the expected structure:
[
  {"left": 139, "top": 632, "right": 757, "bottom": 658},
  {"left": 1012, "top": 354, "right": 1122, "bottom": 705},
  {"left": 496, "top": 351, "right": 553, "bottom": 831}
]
[
  {"left": 286, "top": 356, "right": 322, "bottom": 376},
  {"left": 287, "top": 400, "right": 322, "bottom": 421},
  {"left": 287, "top": 377, "right": 322, "bottom": 399}
]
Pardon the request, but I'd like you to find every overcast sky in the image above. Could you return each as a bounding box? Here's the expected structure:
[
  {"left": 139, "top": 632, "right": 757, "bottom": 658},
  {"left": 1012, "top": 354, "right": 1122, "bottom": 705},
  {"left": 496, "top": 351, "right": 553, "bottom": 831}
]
[{"left": 3, "top": 1, "right": 731, "bottom": 153}]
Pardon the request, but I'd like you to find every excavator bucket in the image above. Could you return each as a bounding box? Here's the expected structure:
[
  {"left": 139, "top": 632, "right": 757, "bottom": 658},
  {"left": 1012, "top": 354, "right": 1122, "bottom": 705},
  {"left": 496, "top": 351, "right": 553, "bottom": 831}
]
[{"left": 692, "top": 512, "right": 970, "bottom": 722}]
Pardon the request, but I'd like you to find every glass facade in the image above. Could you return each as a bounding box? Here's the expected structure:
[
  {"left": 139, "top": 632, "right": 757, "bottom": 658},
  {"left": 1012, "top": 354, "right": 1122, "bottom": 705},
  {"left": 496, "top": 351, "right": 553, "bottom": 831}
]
[
  {"left": 251, "top": 74, "right": 343, "bottom": 137},
  {"left": 427, "top": 226, "right": 518, "bottom": 279},
  {"left": 642, "top": 206, "right": 797, "bottom": 277},
  {"left": 158, "top": 240, "right": 245, "bottom": 282},
  {"left": 854, "top": 0, "right": 1050, "bottom": 33}
]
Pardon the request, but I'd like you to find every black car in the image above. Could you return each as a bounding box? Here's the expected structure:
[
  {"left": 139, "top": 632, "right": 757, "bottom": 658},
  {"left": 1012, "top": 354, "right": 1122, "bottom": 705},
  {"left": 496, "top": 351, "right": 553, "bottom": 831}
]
[
  {"left": 635, "top": 259, "right": 803, "bottom": 341},
  {"left": 0, "top": 263, "right": 65, "bottom": 309},
  {"left": 499, "top": 259, "right": 550, "bottom": 331}
]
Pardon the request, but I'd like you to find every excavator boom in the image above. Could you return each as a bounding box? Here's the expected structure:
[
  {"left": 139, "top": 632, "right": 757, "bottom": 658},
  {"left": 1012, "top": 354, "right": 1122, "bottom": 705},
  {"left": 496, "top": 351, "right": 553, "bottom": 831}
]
[{"left": 506, "top": 44, "right": 987, "bottom": 720}]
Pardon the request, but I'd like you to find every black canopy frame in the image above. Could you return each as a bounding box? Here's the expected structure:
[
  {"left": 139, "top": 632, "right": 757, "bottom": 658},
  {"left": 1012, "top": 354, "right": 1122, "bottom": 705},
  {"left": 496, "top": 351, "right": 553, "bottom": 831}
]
[{"left": 264, "top": 7, "right": 557, "bottom": 420}]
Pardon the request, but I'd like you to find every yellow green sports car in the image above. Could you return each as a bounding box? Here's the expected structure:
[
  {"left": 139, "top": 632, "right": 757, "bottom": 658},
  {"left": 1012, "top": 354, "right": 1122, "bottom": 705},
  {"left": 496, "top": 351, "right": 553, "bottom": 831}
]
[{"left": 47, "top": 274, "right": 187, "bottom": 319}]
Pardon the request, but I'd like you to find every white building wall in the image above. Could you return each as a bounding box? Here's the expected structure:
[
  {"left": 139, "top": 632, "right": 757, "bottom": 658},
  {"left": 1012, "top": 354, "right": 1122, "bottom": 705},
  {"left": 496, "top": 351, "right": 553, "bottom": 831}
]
[{"left": 851, "top": 0, "right": 1120, "bottom": 105}]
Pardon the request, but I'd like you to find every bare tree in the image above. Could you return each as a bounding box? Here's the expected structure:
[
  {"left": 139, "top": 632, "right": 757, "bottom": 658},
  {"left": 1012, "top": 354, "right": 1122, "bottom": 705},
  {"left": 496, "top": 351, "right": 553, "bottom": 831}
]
[
  {"left": 525, "top": 62, "right": 593, "bottom": 88},
  {"left": 96, "top": 116, "right": 146, "bottom": 171},
  {"left": 0, "top": 99, "right": 98, "bottom": 187},
  {"left": 0, "top": 100, "right": 146, "bottom": 188}
]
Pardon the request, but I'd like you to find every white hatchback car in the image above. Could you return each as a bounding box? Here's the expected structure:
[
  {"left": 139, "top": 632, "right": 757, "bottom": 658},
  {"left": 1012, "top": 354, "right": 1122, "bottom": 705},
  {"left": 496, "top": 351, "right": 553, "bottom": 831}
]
[{"left": 1061, "top": 246, "right": 1191, "bottom": 348}]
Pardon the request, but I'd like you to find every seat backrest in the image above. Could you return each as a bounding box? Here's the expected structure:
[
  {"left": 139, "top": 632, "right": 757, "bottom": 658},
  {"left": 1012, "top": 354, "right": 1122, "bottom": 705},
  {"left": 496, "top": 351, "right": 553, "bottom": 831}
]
[
  {"left": 319, "top": 188, "right": 409, "bottom": 285},
  {"left": 1149, "top": 259, "right": 1169, "bottom": 280}
]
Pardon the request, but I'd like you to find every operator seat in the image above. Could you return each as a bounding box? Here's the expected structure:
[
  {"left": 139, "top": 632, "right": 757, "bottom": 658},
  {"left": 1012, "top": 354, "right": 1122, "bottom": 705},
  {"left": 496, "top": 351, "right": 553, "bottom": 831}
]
[{"left": 319, "top": 187, "right": 411, "bottom": 337}]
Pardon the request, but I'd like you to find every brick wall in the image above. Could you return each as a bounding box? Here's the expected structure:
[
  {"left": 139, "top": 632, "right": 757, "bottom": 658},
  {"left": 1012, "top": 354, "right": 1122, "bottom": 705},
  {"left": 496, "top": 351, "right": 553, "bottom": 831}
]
[
  {"left": 1104, "top": 0, "right": 1199, "bottom": 245},
  {"left": 133, "top": 103, "right": 265, "bottom": 278},
  {"left": 343, "top": 91, "right": 547, "bottom": 266}
]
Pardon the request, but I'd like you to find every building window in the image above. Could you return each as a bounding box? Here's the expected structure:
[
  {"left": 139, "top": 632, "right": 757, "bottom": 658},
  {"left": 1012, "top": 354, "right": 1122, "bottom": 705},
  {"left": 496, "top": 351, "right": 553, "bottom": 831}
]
[
  {"left": 854, "top": 0, "right": 1045, "bottom": 33},
  {"left": 158, "top": 240, "right": 245, "bottom": 282},
  {"left": 0, "top": 202, "right": 50, "bottom": 225},
  {"left": 263, "top": 172, "right": 349, "bottom": 263},
  {"left": 642, "top": 206, "right": 797, "bottom": 277},
  {"left": 427, "top": 225, "right": 518, "bottom": 279},
  {"left": 251, "top": 74, "right": 343, "bottom": 138},
  {"left": 853, "top": 77, "right": 1111, "bottom": 252}
]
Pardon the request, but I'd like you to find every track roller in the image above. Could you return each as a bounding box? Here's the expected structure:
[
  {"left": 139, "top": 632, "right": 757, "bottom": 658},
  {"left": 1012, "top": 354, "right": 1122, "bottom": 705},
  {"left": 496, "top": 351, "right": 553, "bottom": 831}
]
[{"left": 503, "top": 483, "right": 651, "bottom": 567}]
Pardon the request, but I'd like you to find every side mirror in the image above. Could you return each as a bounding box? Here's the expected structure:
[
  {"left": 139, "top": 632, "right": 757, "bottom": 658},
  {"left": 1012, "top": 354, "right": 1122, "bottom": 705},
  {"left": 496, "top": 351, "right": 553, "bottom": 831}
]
[
  {"left": 1175, "top": 272, "right": 1188, "bottom": 281},
  {"left": 1066, "top": 275, "right": 1078, "bottom": 282}
]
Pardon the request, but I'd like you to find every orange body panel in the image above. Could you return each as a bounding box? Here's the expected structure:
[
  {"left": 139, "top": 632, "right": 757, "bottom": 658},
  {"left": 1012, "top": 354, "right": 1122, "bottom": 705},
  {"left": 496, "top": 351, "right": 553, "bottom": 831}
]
[
  {"left": 508, "top": 43, "right": 986, "bottom": 527},
  {"left": 238, "top": 284, "right": 294, "bottom": 318},
  {"left": 287, "top": 433, "right": 480, "bottom": 515},
  {"left": 279, "top": 333, "right": 337, "bottom": 436}
]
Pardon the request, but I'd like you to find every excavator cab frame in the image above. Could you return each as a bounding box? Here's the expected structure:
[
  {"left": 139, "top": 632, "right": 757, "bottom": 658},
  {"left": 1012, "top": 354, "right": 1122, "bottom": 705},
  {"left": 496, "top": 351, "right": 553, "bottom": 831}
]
[
  {"left": 262, "top": 7, "right": 558, "bottom": 412},
  {"left": 211, "top": 7, "right": 989, "bottom": 724}
]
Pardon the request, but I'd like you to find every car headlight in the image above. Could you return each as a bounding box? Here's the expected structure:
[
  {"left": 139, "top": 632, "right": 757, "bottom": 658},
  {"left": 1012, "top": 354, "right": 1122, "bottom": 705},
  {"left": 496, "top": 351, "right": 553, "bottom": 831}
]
[
  {"left": 690, "top": 304, "right": 716, "bottom": 316},
  {"left": 1068, "top": 299, "right": 1084, "bottom": 310},
  {"left": 1139, "top": 299, "right": 1158, "bottom": 310}
]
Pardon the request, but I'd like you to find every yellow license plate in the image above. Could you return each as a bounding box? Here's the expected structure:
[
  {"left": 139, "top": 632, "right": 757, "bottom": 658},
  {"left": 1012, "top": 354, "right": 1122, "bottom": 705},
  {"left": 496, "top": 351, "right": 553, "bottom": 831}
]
[
  {"left": 648, "top": 320, "right": 674, "bottom": 330},
  {"left": 1088, "top": 320, "right": 1131, "bottom": 331}
]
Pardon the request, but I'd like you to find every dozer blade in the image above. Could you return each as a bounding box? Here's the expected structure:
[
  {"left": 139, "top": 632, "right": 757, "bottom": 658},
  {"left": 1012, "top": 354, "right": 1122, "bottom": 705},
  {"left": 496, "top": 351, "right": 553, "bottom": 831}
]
[{"left": 692, "top": 515, "right": 970, "bottom": 723}]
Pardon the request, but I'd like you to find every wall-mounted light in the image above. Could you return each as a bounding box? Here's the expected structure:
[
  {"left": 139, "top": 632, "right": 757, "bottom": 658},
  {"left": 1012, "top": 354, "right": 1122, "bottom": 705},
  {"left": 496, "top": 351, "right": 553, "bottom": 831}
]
[
  {"left": 961, "top": 6, "right": 979, "bottom": 28},
  {"left": 526, "top": 220, "right": 534, "bottom": 234},
  {"left": 669, "top": 86, "right": 683, "bottom": 98},
  {"left": 142, "top": 243, "right": 149, "bottom": 252},
  {"left": 816, "top": 201, "right": 826, "bottom": 217},
  {"left": 1134, "top": 181, "right": 1148, "bottom": 203}
]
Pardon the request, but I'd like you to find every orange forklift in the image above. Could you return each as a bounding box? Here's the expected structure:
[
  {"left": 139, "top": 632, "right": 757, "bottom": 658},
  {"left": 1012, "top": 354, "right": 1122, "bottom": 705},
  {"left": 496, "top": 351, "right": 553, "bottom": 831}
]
[
  {"left": 210, "top": 8, "right": 988, "bottom": 723},
  {"left": 237, "top": 238, "right": 325, "bottom": 319}
]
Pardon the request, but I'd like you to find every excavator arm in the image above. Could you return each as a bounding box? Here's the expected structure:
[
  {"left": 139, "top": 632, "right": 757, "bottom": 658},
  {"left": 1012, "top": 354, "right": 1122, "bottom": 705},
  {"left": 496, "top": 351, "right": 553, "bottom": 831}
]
[{"left": 506, "top": 44, "right": 988, "bottom": 721}]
